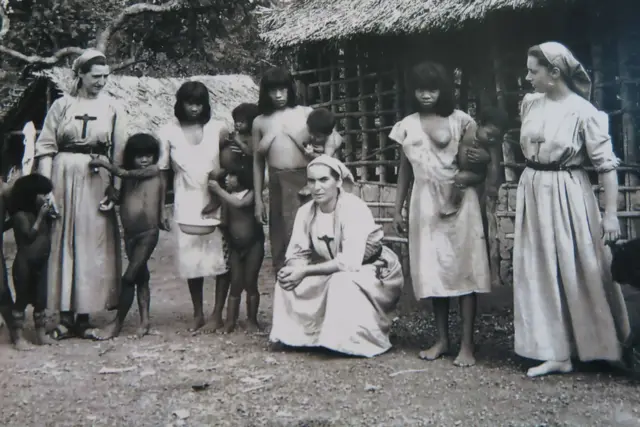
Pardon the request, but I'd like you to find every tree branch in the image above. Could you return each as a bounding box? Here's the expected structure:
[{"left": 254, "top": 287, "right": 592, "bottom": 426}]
[
  {"left": 0, "top": 3, "right": 82, "bottom": 65},
  {"left": 95, "top": 0, "right": 184, "bottom": 52}
]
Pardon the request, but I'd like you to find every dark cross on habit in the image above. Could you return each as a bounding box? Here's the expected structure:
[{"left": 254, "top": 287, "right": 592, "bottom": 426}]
[
  {"left": 317, "top": 235, "right": 335, "bottom": 259},
  {"left": 75, "top": 114, "right": 97, "bottom": 139}
]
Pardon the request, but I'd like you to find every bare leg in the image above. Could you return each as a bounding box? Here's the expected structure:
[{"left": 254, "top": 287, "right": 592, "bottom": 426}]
[
  {"left": 209, "top": 272, "right": 230, "bottom": 332},
  {"left": 11, "top": 310, "right": 33, "bottom": 351},
  {"left": 454, "top": 293, "right": 477, "bottom": 367},
  {"left": 33, "top": 267, "right": 54, "bottom": 345},
  {"left": 136, "top": 282, "right": 151, "bottom": 338},
  {"left": 244, "top": 239, "right": 265, "bottom": 333},
  {"left": 188, "top": 277, "right": 205, "bottom": 332},
  {"left": 419, "top": 298, "right": 450, "bottom": 360},
  {"left": 223, "top": 251, "right": 243, "bottom": 333},
  {"left": 90, "top": 277, "right": 135, "bottom": 340}
]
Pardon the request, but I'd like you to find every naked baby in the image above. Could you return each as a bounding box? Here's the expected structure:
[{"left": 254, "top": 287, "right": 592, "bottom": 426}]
[
  {"left": 87, "top": 133, "right": 169, "bottom": 339},
  {"left": 440, "top": 107, "right": 509, "bottom": 217}
]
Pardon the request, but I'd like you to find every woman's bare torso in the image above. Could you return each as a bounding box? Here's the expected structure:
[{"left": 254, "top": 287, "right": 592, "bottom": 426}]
[{"left": 257, "top": 107, "right": 310, "bottom": 169}]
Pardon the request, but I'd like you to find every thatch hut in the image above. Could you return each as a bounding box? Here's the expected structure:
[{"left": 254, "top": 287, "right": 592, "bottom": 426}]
[
  {"left": 0, "top": 68, "right": 259, "bottom": 178},
  {"left": 258, "top": 0, "right": 640, "bottom": 290}
]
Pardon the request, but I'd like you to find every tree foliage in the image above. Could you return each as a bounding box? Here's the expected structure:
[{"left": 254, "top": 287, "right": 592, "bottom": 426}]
[{"left": 0, "top": 0, "right": 278, "bottom": 77}]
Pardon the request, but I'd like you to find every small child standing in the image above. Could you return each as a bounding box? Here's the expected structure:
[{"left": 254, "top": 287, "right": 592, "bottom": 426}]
[
  {"left": 87, "top": 133, "right": 168, "bottom": 340},
  {"left": 202, "top": 103, "right": 259, "bottom": 218},
  {"left": 296, "top": 108, "right": 343, "bottom": 201},
  {"left": 207, "top": 166, "right": 264, "bottom": 333},
  {"left": 7, "top": 174, "right": 56, "bottom": 349},
  {"left": 440, "top": 107, "right": 509, "bottom": 217}
]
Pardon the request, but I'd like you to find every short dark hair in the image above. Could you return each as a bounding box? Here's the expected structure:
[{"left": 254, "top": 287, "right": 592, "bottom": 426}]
[
  {"left": 9, "top": 173, "right": 53, "bottom": 215},
  {"left": 257, "top": 67, "right": 297, "bottom": 116},
  {"left": 306, "top": 108, "right": 335, "bottom": 135},
  {"left": 409, "top": 61, "right": 455, "bottom": 117},
  {"left": 479, "top": 107, "right": 510, "bottom": 131},
  {"left": 231, "top": 103, "right": 260, "bottom": 132},
  {"left": 229, "top": 166, "right": 254, "bottom": 191},
  {"left": 174, "top": 81, "right": 211, "bottom": 125},
  {"left": 122, "top": 133, "right": 160, "bottom": 170}
]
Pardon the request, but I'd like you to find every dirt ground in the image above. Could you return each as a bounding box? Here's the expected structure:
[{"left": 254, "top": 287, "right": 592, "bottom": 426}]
[{"left": 1, "top": 229, "right": 639, "bottom": 427}]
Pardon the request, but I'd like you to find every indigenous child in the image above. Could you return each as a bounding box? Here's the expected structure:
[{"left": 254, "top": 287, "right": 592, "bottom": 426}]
[
  {"left": 202, "top": 103, "right": 258, "bottom": 218},
  {"left": 7, "top": 173, "right": 56, "bottom": 349},
  {"left": 440, "top": 106, "right": 509, "bottom": 217},
  {"left": 87, "top": 133, "right": 168, "bottom": 339},
  {"left": 296, "top": 108, "right": 341, "bottom": 201},
  {"left": 207, "top": 166, "right": 264, "bottom": 333}
]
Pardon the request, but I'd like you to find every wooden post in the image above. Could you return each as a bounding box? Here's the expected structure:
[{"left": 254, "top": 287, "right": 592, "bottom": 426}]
[
  {"left": 357, "top": 52, "right": 370, "bottom": 181},
  {"left": 489, "top": 41, "right": 508, "bottom": 288},
  {"left": 616, "top": 4, "right": 638, "bottom": 238}
]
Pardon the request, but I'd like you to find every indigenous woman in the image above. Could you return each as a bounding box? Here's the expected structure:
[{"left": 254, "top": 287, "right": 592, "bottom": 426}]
[
  {"left": 514, "top": 41, "right": 630, "bottom": 377},
  {"left": 391, "top": 61, "right": 493, "bottom": 367},
  {"left": 252, "top": 67, "right": 342, "bottom": 275},
  {"left": 35, "top": 49, "right": 126, "bottom": 339},
  {"left": 156, "top": 81, "right": 230, "bottom": 332},
  {"left": 269, "top": 156, "right": 404, "bottom": 358}
]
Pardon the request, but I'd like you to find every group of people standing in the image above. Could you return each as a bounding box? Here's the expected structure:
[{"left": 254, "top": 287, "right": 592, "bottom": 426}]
[{"left": 0, "top": 40, "right": 634, "bottom": 379}]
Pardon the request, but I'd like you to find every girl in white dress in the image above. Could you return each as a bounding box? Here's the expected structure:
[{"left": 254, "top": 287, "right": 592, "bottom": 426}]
[
  {"left": 157, "top": 81, "right": 230, "bottom": 332},
  {"left": 391, "top": 61, "right": 494, "bottom": 367}
]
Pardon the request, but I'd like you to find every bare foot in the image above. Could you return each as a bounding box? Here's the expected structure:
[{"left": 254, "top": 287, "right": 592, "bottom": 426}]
[
  {"left": 13, "top": 338, "right": 35, "bottom": 351},
  {"left": 222, "top": 320, "right": 236, "bottom": 334},
  {"left": 453, "top": 347, "right": 476, "bottom": 367},
  {"left": 418, "top": 341, "right": 450, "bottom": 361},
  {"left": 136, "top": 322, "right": 150, "bottom": 339},
  {"left": 188, "top": 315, "right": 206, "bottom": 333},
  {"left": 204, "top": 314, "right": 224, "bottom": 333},
  {"left": 527, "top": 360, "right": 573, "bottom": 378},
  {"left": 35, "top": 329, "right": 56, "bottom": 346},
  {"left": 87, "top": 321, "right": 122, "bottom": 341},
  {"left": 245, "top": 321, "right": 263, "bottom": 334}
]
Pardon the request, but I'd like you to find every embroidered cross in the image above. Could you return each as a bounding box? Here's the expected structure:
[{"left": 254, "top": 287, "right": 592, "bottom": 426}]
[
  {"left": 317, "top": 235, "right": 335, "bottom": 259},
  {"left": 75, "top": 114, "right": 97, "bottom": 139}
]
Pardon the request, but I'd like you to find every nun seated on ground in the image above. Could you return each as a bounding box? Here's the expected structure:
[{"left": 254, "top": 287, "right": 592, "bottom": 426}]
[{"left": 269, "top": 155, "right": 404, "bottom": 358}]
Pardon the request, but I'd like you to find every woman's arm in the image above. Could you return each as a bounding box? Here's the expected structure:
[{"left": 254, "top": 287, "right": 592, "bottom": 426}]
[
  {"left": 301, "top": 259, "right": 341, "bottom": 277},
  {"left": 485, "top": 142, "right": 503, "bottom": 198},
  {"left": 393, "top": 150, "right": 413, "bottom": 233}
]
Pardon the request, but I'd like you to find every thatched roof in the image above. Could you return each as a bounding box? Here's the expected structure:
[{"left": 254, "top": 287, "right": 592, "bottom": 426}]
[
  {"left": 39, "top": 68, "right": 258, "bottom": 132},
  {"left": 259, "top": 0, "right": 576, "bottom": 49},
  {"left": 0, "top": 72, "right": 35, "bottom": 127}
]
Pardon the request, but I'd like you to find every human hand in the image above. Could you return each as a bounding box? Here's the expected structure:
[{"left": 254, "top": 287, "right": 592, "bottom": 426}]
[
  {"left": 466, "top": 147, "right": 491, "bottom": 165},
  {"left": 89, "top": 157, "right": 109, "bottom": 169},
  {"left": 602, "top": 212, "right": 621, "bottom": 245},
  {"left": 277, "top": 266, "right": 306, "bottom": 290},
  {"left": 159, "top": 216, "right": 171, "bottom": 232},
  {"left": 104, "top": 185, "right": 120, "bottom": 203},
  {"left": 393, "top": 212, "right": 405, "bottom": 235},
  {"left": 255, "top": 200, "right": 267, "bottom": 225}
]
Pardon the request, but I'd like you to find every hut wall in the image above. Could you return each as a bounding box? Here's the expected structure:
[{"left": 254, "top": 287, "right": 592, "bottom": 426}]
[{"left": 494, "top": 0, "right": 640, "bottom": 285}]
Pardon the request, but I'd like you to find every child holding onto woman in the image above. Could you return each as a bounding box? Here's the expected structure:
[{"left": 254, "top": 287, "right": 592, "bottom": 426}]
[
  {"left": 87, "top": 133, "right": 168, "bottom": 339},
  {"left": 207, "top": 165, "right": 264, "bottom": 333},
  {"left": 202, "top": 103, "right": 259, "bottom": 217},
  {"left": 440, "top": 107, "right": 509, "bottom": 217}
]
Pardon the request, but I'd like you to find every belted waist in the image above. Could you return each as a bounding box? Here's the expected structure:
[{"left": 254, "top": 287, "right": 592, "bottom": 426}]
[
  {"left": 58, "top": 144, "right": 108, "bottom": 156},
  {"left": 525, "top": 159, "right": 582, "bottom": 172}
]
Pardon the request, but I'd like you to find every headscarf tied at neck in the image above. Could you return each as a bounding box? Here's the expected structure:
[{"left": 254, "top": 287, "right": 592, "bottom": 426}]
[
  {"left": 537, "top": 41, "right": 592, "bottom": 100},
  {"left": 307, "top": 155, "right": 355, "bottom": 188},
  {"left": 70, "top": 49, "right": 107, "bottom": 96}
]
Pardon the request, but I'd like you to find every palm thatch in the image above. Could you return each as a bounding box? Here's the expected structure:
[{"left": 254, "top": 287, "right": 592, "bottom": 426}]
[
  {"left": 0, "top": 73, "right": 35, "bottom": 127},
  {"left": 36, "top": 68, "right": 258, "bottom": 132},
  {"left": 259, "top": 0, "right": 578, "bottom": 49}
]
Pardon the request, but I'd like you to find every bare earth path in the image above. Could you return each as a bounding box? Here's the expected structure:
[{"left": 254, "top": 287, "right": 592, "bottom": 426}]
[{"left": 1, "top": 230, "right": 639, "bottom": 427}]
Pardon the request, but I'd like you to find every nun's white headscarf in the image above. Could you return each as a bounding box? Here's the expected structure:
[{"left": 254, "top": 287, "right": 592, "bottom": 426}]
[
  {"left": 307, "top": 155, "right": 355, "bottom": 189},
  {"left": 537, "top": 41, "right": 591, "bottom": 100},
  {"left": 70, "top": 49, "right": 107, "bottom": 97}
]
